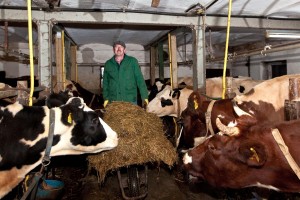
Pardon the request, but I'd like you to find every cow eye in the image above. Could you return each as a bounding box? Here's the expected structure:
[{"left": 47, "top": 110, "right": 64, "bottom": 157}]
[
  {"left": 92, "top": 118, "right": 98, "bottom": 124},
  {"left": 208, "top": 144, "right": 215, "bottom": 151}
]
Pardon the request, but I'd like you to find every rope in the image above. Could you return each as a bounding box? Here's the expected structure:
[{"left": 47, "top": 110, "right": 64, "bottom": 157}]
[
  {"left": 199, "top": 93, "right": 222, "bottom": 100},
  {"left": 272, "top": 128, "right": 300, "bottom": 179},
  {"left": 205, "top": 100, "right": 216, "bottom": 135}
]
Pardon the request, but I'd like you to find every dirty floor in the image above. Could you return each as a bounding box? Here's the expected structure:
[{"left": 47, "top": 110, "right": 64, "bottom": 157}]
[{"left": 5, "top": 155, "right": 300, "bottom": 200}]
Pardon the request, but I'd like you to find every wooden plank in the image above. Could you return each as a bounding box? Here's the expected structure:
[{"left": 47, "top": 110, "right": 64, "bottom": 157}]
[
  {"left": 0, "top": 90, "right": 18, "bottom": 99},
  {"left": 151, "top": 0, "right": 160, "bottom": 7},
  {"left": 289, "top": 78, "right": 300, "bottom": 100},
  {"left": 16, "top": 81, "right": 28, "bottom": 105}
]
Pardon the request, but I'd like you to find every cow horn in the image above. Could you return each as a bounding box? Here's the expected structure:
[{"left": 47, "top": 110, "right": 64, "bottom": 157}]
[
  {"left": 233, "top": 101, "right": 252, "bottom": 117},
  {"left": 216, "top": 118, "right": 240, "bottom": 136}
]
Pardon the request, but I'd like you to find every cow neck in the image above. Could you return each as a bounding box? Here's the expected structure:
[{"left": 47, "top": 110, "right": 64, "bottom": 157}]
[
  {"left": 20, "top": 109, "right": 56, "bottom": 200},
  {"left": 44, "top": 108, "right": 55, "bottom": 163},
  {"left": 176, "top": 97, "right": 181, "bottom": 118},
  {"left": 205, "top": 100, "right": 216, "bottom": 135},
  {"left": 271, "top": 128, "right": 300, "bottom": 179}
]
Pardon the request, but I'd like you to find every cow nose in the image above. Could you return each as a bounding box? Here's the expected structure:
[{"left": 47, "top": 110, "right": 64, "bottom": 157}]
[{"left": 183, "top": 153, "right": 192, "bottom": 165}]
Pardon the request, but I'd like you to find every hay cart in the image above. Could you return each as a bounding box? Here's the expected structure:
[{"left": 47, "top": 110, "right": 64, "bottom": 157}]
[{"left": 88, "top": 102, "right": 178, "bottom": 200}]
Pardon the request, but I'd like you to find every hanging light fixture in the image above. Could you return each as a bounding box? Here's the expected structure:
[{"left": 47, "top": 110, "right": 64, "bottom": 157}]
[{"left": 265, "top": 30, "right": 300, "bottom": 39}]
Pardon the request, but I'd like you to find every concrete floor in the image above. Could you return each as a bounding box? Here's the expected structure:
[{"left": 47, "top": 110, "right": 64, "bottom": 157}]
[
  {"left": 79, "top": 165, "right": 217, "bottom": 200},
  {"left": 5, "top": 155, "right": 300, "bottom": 200}
]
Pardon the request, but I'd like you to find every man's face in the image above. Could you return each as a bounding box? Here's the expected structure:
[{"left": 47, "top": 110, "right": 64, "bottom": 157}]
[{"left": 113, "top": 44, "right": 126, "bottom": 56}]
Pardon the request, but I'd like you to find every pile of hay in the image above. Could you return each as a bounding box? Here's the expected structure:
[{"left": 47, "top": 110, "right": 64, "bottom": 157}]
[{"left": 88, "top": 102, "right": 178, "bottom": 182}]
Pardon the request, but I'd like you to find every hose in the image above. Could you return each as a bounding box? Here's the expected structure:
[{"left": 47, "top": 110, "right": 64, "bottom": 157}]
[
  {"left": 222, "top": 0, "right": 232, "bottom": 99},
  {"left": 27, "top": 0, "right": 34, "bottom": 106}
]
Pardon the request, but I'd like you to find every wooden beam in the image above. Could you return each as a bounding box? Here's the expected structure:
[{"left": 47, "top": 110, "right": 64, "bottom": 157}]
[{"left": 151, "top": 0, "right": 160, "bottom": 8}]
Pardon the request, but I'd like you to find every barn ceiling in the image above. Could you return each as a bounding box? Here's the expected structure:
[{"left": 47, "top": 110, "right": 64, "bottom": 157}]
[{"left": 1, "top": 0, "right": 300, "bottom": 61}]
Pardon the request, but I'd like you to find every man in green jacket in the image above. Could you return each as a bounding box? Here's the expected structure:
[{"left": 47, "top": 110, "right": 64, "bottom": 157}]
[{"left": 103, "top": 41, "right": 148, "bottom": 108}]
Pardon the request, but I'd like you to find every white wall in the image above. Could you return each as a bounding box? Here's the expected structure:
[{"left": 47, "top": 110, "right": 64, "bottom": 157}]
[
  {"left": 231, "top": 48, "right": 300, "bottom": 80},
  {"left": 0, "top": 43, "right": 38, "bottom": 78},
  {"left": 76, "top": 43, "right": 193, "bottom": 92},
  {"left": 4, "top": 41, "right": 300, "bottom": 92}
]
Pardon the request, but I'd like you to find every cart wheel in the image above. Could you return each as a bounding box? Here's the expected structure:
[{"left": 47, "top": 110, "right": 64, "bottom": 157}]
[{"left": 127, "top": 166, "right": 140, "bottom": 197}]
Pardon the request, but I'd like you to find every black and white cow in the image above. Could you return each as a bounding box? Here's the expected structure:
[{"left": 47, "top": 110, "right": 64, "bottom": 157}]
[{"left": 0, "top": 97, "right": 118, "bottom": 198}]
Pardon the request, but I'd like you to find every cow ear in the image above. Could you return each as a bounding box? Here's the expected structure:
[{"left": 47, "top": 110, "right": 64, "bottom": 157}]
[
  {"left": 172, "top": 89, "right": 181, "bottom": 99},
  {"left": 65, "top": 97, "right": 84, "bottom": 122},
  {"left": 238, "top": 142, "right": 266, "bottom": 167}
]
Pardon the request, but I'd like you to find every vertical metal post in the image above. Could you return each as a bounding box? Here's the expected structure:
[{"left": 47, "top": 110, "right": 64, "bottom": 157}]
[
  {"left": 150, "top": 46, "right": 156, "bottom": 86},
  {"left": 37, "top": 20, "right": 52, "bottom": 89},
  {"left": 192, "top": 17, "right": 206, "bottom": 91},
  {"left": 158, "top": 42, "right": 164, "bottom": 81}
]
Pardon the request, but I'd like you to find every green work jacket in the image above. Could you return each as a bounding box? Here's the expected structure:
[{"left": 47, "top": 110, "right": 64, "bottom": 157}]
[{"left": 103, "top": 54, "right": 148, "bottom": 103}]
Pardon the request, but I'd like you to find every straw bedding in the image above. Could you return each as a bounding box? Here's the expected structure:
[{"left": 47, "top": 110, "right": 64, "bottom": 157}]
[{"left": 87, "top": 102, "right": 178, "bottom": 182}]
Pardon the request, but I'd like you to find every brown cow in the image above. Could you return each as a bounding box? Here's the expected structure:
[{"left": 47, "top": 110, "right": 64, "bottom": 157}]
[
  {"left": 183, "top": 115, "right": 300, "bottom": 192},
  {"left": 179, "top": 74, "right": 300, "bottom": 150}
]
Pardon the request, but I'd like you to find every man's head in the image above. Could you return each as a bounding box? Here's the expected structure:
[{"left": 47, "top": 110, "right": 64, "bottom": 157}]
[
  {"left": 113, "top": 41, "right": 126, "bottom": 57},
  {"left": 113, "top": 41, "right": 126, "bottom": 48}
]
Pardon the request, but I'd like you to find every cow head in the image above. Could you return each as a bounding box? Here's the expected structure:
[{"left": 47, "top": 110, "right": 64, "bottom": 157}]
[
  {"left": 183, "top": 115, "right": 300, "bottom": 192},
  {"left": 0, "top": 97, "right": 118, "bottom": 198},
  {"left": 183, "top": 134, "right": 267, "bottom": 186},
  {"left": 147, "top": 85, "right": 192, "bottom": 117}
]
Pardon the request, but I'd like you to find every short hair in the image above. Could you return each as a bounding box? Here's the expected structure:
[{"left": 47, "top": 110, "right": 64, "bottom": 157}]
[{"left": 113, "top": 41, "right": 126, "bottom": 48}]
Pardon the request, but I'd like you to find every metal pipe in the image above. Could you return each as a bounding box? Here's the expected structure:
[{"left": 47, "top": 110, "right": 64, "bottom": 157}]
[
  {"left": 222, "top": 0, "right": 232, "bottom": 99},
  {"left": 210, "top": 40, "right": 300, "bottom": 62},
  {"left": 4, "top": 21, "right": 8, "bottom": 52},
  {"left": 27, "top": 0, "right": 34, "bottom": 106},
  {"left": 206, "top": 0, "right": 220, "bottom": 10}
]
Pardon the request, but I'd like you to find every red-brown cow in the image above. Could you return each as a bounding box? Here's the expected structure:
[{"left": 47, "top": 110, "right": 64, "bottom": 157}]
[
  {"left": 183, "top": 115, "right": 300, "bottom": 192},
  {"left": 179, "top": 74, "right": 300, "bottom": 150}
]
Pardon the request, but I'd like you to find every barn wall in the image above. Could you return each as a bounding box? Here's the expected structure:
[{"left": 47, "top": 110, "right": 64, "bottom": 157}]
[
  {"left": 231, "top": 48, "right": 300, "bottom": 79},
  {"left": 76, "top": 43, "right": 193, "bottom": 92},
  {"left": 0, "top": 43, "right": 39, "bottom": 78},
  {"left": 4, "top": 41, "right": 300, "bottom": 93}
]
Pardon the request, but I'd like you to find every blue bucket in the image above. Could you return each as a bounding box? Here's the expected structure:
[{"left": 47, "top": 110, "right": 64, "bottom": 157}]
[{"left": 36, "top": 179, "right": 65, "bottom": 200}]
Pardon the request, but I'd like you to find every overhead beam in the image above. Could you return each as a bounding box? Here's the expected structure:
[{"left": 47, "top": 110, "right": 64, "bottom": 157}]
[
  {"left": 145, "top": 27, "right": 191, "bottom": 50},
  {"left": 1, "top": 10, "right": 300, "bottom": 30},
  {"left": 0, "top": 9, "right": 198, "bottom": 26},
  {"left": 205, "top": 16, "right": 300, "bottom": 30}
]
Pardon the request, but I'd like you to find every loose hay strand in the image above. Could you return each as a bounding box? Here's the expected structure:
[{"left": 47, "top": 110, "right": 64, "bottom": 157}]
[{"left": 88, "top": 102, "right": 177, "bottom": 182}]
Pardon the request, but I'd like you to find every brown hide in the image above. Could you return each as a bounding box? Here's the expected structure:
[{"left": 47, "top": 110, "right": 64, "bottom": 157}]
[
  {"left": 180, "top": 74, "right": 300, "bottom": 149},
  {"left": 183, "top": 119, "right": 300, "bottom": 192}
]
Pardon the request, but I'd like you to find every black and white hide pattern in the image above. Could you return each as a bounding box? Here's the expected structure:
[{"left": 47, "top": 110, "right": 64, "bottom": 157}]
[{"left": 0, "top": 97, "right": 118, "bottom": 198}]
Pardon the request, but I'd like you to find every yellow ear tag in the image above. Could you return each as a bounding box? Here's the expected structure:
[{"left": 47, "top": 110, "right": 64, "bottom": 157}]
[
  {"left": 250, "top": 147, "right": 260, "bottom": 162},
  {"left": 68, "top": 113, "right": 72, "bottom": 124},
  {"left": 193, "top": 99, "right": 198, "bottom": 109}
]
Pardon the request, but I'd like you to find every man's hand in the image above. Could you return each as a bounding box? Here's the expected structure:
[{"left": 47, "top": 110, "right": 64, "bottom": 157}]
[
  {"left": 142, "top": 99, "right": 148, "bottom": 110},
  {"left": 103, "top": 100, "right": 109, "bottom": 108}
]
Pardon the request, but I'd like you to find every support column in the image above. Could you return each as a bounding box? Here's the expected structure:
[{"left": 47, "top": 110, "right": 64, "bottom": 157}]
[
  {"left": 169, "top": 34, "right": 178, "bottom": 89},
  {"left": 71, "top": 45, "right": 77, "bottom": 82},
  {"left": 158, "top": 42, "right": 164, "bottom": 81},
  {"left": 150, "top": 46, "right": 156, "bottom": 86},
  {"left": 37, "top": 20, "right": 52, "bottom": 89},
  {"left": 192, "top": 17, "right": 206, "bottom": 91}
]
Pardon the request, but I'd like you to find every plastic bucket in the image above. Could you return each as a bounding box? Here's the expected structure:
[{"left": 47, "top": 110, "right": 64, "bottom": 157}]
[{"left": 36, "top": 179, "right": 64, "bottom": 200}]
